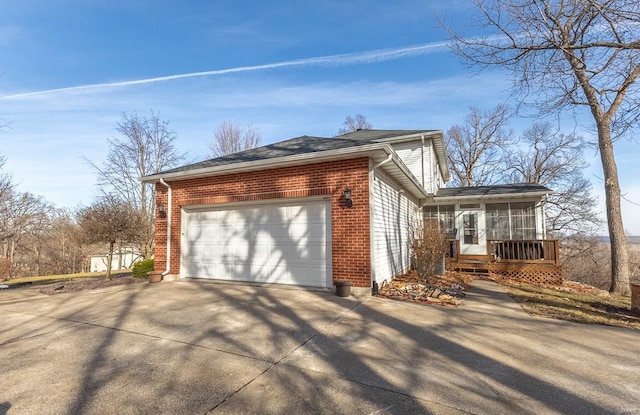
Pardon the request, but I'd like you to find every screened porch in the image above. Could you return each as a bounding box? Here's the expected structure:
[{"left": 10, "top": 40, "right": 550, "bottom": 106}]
[{"left": 425, "top": 201, "right": 562, "bottom": 283}]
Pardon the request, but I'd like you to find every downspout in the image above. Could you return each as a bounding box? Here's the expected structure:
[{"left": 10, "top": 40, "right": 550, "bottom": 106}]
[
  {"left": 159, "top": 178, "right": 172, "bottom": 276},
  {"left": 421, "top": 135, "right": 426, "bottom": 190},
  {"left": 374, "top": 153, "right": 393, "bottom": 169},
  {"left": 541, "top": 195, "right": 547, "bottom": 240}
]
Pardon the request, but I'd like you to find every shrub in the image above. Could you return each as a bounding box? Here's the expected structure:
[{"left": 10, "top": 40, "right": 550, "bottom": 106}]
[
  {"left": 132, "top": 258, "right": 155, "bottom": 279},
  {"left": 410, "top": 221, "right": 449, "bottom": 283},
  {"left": 0, "top": 257, "right": 10, "bottom": 281}
]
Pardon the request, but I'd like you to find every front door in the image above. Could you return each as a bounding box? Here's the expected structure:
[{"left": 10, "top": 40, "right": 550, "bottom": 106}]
[{"left": 459, "top": 207, "right": 485, "bottom": 255}]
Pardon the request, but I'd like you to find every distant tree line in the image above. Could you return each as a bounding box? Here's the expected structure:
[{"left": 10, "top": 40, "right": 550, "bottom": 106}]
[{"left": 0, "top": 156, "right": 86, "bottom": 278}]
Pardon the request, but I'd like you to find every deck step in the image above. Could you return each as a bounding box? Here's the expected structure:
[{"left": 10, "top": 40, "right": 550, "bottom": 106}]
[{"left": 454, "top": 264, "right": 490, "bottom": 276}]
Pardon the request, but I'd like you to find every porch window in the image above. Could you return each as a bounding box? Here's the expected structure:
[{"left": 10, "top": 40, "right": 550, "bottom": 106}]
[
  {"left": 486, "top": 202, "right": 536, "bottom": 240},
  {"left": 424, "top": 205, "right": 456, "bottom": 237},
  {"left": 510, "top": 202, "right": 536, "bottom": 239},
  {"left": 486, "top": 203, "right": 510, "bottom": 239}
]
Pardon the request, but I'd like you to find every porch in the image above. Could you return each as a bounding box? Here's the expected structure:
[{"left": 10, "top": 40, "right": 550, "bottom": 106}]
[{"left": 446, "top": 239, "right": 563, "bottom": 285}]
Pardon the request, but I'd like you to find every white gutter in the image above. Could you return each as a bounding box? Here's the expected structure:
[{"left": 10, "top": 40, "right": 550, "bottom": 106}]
[{"left": 159, "top": 178, "right": 172, "bottom": 277}]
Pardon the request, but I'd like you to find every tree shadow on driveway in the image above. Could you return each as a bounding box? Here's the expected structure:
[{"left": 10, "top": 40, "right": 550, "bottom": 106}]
[{"left": 1, "top": 281, "right": 638, "bottom": 414}]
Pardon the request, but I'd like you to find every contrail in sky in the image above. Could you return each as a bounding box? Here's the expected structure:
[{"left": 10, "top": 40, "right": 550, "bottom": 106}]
[{"left": 0, "top": 41, "right": 448, "bottom": 100}]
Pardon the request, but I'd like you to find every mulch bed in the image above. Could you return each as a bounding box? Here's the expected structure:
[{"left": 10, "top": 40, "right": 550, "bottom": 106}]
[
  {"left": 376, "top": 270, "right": 474, "bottom": 306},
  {"left": 38, "top": 273, "right": 146, "bottom": 295}
]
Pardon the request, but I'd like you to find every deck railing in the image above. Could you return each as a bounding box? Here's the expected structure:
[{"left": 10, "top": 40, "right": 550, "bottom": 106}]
[
  {"left": 487, "top": 239, "right": 560, "bottom": 265},
  {"left": 446, "top": 239, "right": 460, "bottom": 261}
]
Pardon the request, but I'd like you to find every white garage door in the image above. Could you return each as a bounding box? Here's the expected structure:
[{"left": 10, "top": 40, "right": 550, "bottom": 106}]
[{"left": 181, "top": 199, "right": 331, "bottom": 288}]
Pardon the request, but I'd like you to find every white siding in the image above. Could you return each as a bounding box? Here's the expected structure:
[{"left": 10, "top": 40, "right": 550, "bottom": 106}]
[
  {"left": 372, "top": 171, "right": 419, "bottom": 285},
  {"left": 392, "top": 141, "right": 424, "bottom": 187},
  {"left": 392, "top": 139, "right": 441, "bottom": 194},
  {"left": 90, "top": 249, "right": 142, "bottom": 272}
]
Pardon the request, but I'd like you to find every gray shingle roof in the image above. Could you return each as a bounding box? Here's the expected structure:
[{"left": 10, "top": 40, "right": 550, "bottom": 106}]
[
  {"left": 335, "top": 129, "right": 438, "bottom": 141},
  {"left": 159, "top": 135, "right": 376, "bottom": 175},
  {"left": 435, "top": 183, "right": 553, "bottom": 198}
]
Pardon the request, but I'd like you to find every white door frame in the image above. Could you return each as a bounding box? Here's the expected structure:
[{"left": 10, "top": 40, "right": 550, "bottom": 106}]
[{"left": 458, "top": 204, "right": 486, "bottom": 255}]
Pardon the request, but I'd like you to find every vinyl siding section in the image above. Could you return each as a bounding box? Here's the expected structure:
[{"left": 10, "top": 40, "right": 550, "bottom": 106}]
[
  {"left": 391, "top": 141, "right": 424, "bottom": 188},
  {"left": 391, "top": 139, "right": 440, "bottom": 194},
  {"left": 372, "top": 170, "right": 419, "bottom": 285}
]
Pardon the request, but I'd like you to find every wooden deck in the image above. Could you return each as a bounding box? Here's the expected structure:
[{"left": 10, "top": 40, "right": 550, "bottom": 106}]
[{"left": 446, "top": 239, "right": 563, "bottom": 285}]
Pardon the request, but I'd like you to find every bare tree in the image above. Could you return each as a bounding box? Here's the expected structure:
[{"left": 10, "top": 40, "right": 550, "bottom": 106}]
[
  {"left": 0, "top": 155, "right": 13, "bottom": 211},
  {"left": 506, "top": 122, "right": 601, "bottom": 235},
  {"left": 77, "top": 195, "right": 143, "bottom": 279},
  {"left": 445, "top": 104, "right": 512, "bottom": 186},
  {"left": 0, "top": 191, "right": 53, "bottom": 277},
  {"left": 39, "top": 209, "right": 84, "bottom": 275},
  {"left": 208, "top": 121, "right": 262, "bottom": 157},
  {"left": 337, "top": 114, "right": 373, "bottom": 135},
  {"left": 446, "top": 0, "right": 639, "bottom": 295},
  {"left": 85, "top": 111, "right": 184, "bottom": 258}
]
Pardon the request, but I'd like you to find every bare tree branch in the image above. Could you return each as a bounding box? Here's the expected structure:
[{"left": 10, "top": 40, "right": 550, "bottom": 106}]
[
  {"left": 445, "top": 104, "right": 513, "bottom": 186},
  {"left": 505, "top": 121, "right": 601, "bottom": 235},
  {"left": 208, "top": 121, "right": 262, "bottom": 157},
  {"left": 84, "top": 111, "right": 184, "bottom": 258},
  {"left": 336, "top": 114, "right": 373, "bottom": 135}
]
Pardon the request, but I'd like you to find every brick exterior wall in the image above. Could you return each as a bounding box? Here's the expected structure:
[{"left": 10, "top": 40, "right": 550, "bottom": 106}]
[{"left": 153, "top": 157, "right": 372, "bottom": 287}]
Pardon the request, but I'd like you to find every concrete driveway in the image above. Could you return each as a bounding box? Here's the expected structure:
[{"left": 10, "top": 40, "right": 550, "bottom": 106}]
[{"left": 1, "top": 279, "right": 638, "bottom": 415}]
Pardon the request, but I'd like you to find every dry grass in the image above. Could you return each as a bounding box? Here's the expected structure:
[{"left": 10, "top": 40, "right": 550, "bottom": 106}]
[
  {"left": 3, "top": 269, "right": 132, "bottom": 286},
  {"left": 501, "top": 280, "right": 640, "bottom": 330}
]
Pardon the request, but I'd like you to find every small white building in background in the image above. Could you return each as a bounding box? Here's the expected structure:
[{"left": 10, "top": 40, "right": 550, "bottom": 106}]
[{"left": 90, "top": 246, "right": 143, "bottom": 272}]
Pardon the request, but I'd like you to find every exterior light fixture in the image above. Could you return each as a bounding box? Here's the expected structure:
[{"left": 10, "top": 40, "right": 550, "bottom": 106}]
[
  {"left": 157, "top": 202, "right": 167, "bottom": 219},
  {"left": 343, "top": 188, "right": 353, "bottom": 208}
]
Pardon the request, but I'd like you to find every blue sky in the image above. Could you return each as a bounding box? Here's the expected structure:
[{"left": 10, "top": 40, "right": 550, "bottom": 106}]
[{"left": 0, "top": 0, "right": 638, "bottom": 234}]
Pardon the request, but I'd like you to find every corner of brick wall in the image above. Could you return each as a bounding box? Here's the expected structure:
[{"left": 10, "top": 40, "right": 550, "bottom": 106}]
[{"left": 153, "top": 158, "right": 372, "bottom": 287}]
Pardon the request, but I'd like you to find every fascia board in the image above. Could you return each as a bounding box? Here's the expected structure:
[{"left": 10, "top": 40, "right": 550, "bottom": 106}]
[
  {"left": 430, "top": 134, "right": 451, "bottom": 182},
  {"left": 431, "top": 191, "right": 553, "bottom": 204},
  {"left": 373, "top": 130, "right": 442, "bottom": 144}
]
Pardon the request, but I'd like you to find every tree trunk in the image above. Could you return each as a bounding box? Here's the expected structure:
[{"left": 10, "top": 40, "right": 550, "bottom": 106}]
[
  {"left": 597, "top": 121, "right": 631, "bottom": 295},
  {"left": 9, "top": 239, "right": 15, "bottom": 278},
  {"left": 106, "top": 240, "right": 114, "bottom": 280},
  {"left": 117, "top": 240, "right": 123, "bottom": 270},
  {"left": 34, "top": 244, "right": 41, "bottom": 277}
]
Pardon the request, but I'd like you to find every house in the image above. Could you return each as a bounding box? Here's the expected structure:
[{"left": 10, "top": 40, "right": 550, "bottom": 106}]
[
  {"left": 141, "top": 129, "right": 560, "bottom": 295},
  {"left": 90, "top": 246, "right": 143, "bottom": 273}
]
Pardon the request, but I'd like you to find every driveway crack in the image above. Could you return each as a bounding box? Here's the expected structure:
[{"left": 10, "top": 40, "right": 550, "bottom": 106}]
[{"left": 203, "top": 297, "right": 369, "bottom": 413}]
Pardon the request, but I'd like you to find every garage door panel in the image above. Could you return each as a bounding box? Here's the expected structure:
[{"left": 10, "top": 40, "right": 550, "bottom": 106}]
[
  {"left": 182, "top": 199, "right": 330, "bottom": 288},
  {"left": 269, "top": 225, "right": 289, "bottom": 239},
  {"left": 288, "top": 223, "right": 308, "bottom": 240},
  {"left": 308, "top": 241, "right": 325, "bottom": 260}
]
